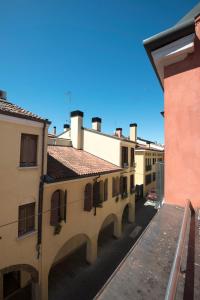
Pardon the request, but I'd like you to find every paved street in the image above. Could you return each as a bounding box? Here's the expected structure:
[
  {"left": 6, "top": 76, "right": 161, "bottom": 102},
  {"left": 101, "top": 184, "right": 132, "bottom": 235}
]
[{"left": 49, "top": 198, "right": 157, "bottom": 300}]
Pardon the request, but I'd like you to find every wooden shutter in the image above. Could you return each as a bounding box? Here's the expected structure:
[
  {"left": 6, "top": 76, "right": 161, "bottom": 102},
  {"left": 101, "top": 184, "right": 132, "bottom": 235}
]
[
  {"left": 112, "top": 177, "right": 115, "bottom": 197},
  {"left": 104, "top": 179, "right": 108, "bottom": 201},
  {"left": 18, "top": 205, "right": 26, "bottom": 236},
  {"left": 131, "top": 148, "right": 135, "bottom": 166},
  {"left": 64, "top": 190, "right": 67, "bottom": 222},
  {"left": 26, "top": 203, "right": 35, "bottom": 232},
  {"left": 99, "top": 181, "right": 104, "bottom": 203},
  {"left": 50, "top": 190, "right": 60, "bottom": 226},
  {"left": 20, "top": 134, "right": 37, "bottom": 166},
  {"left": 84, "top": 184, "right": 92, "bottom": 211},
  {"left": 93, "top": 182, "right": 100, "bottom": 207},
  {"left": 120, "top": 176, "right": 123, "bottom": 195}
]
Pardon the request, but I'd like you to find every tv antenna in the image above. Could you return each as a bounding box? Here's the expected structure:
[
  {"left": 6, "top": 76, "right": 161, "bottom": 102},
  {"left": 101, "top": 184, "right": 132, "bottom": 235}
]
[{"left": 65, "top": 91, "right": 72, "bottom": 124}]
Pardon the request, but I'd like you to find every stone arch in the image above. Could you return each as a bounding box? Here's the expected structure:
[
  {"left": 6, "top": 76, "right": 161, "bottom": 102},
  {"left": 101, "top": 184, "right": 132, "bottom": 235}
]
[
  {"left": 98, "top": 213, "right": 121, "bottom": 251},
  {"left": 122, "top": 202, "right": 135, "bottom": 225},
  {"left": 0, "top": 264, "right": 38, "bottom": 283},
  {"left": 0, "top": 264, "right": 39, "bottom": 300},
  {"left": 50, "top": 233, "right": 94, "bottom": 270}
]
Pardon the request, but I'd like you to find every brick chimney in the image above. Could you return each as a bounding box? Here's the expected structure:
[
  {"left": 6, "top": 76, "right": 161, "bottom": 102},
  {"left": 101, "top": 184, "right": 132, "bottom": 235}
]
[
  {"left": 92, "top": 117, "right": 101, "bottom": 132},
  {"left": 70, "top": 110, "right": 83, "bottom": 149}
]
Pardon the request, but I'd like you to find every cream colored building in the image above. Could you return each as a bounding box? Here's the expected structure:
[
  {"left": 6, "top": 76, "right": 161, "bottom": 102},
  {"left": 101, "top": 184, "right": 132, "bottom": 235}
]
[
  {"left": 0, "top": 93, "right": 136, "bottom": 300},
  {"left": 135, "top": 137, "right": 164, "bottom": 200}
]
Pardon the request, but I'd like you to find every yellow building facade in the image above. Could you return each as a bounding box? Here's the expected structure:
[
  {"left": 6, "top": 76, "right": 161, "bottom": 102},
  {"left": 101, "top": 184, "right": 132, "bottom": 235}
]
[
  {"left": 0, "top": 95, "right": 136, "bottom": 300},
  {"left": 135, "top": 138, "right": 164, "bottom": 200}
]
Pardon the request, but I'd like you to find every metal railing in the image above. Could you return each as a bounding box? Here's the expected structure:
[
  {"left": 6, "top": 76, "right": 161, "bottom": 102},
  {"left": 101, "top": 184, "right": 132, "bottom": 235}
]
[{"left": 165, "top": 199, "right": 195, "bottom": 300}]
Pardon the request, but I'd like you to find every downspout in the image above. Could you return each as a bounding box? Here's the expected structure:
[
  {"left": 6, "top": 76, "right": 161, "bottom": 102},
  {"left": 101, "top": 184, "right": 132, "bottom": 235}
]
[{"left": 37, "top": 120, "right": 47, "bottom": 259}]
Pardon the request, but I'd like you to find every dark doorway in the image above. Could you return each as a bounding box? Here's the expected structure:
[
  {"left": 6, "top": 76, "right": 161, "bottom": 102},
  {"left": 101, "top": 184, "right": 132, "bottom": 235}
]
[
  {"left": 3, "top": 271, "right": 21, "bottom": 298},
  {"left": 135, "top": 184, "right": 143, "bottom": 201}
]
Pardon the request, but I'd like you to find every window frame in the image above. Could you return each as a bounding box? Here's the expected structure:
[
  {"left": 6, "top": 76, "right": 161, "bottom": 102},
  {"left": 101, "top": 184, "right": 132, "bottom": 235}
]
[
  {"left": 18, "top": 202, "right": 35, "bottom": 237},
  {"left": 20, "top": 133, "right": 38, "bottom": 167}
]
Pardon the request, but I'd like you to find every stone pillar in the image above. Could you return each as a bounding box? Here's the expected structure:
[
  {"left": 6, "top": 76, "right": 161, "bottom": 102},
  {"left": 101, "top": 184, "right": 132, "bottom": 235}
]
[
  {"left": 113, "top": 219, "right": 122, "bottom": 239},
  {"left": 128, "top": 201, "right": 135, "bottom": 223},
  {"left": 0, "top": 272, "right": 3, "bottom": 300},
  {"left": 32, "top": 282, "right": 40, "bottom": 300},
  {"left": 40, "top": 270, "right": 49, "bottom": 300},
  {"left": 86, "top": 235, "right": 97, "bottom": 264}
]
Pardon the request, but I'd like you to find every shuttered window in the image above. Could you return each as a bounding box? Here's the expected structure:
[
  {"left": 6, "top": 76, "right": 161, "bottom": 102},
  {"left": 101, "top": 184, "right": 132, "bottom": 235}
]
[
  {"left": 116, "top": 177, "right": 120, "bottom": 195},
  {"left": 18, "top": 203, "right": 35, "bottom": 237},
  {"left": 104, "top": 179, "right": 108, "bottom": 201},
  {"left": 20, "top": 134, "right": 38, "bottom": 167},
  {"left": 112, "top": 177, "right": 116, "bottom": 197},
  {"left": 130, "top": 148, "right": 135, "bottom": 167},
  {"left": 84, "top": 184, "right": 92, "bottom": 211},
  {"left": 93, "top": 182, "right": 101, "bottom": 207},
  {"left": 130, "top": 174, "right": 134, "bottom": 193},
  {"left": 121, "top": 147, "right": 128, "bottom": 167},
  {"left": 50, "top": 190, "right": 66, "bottom": 226},
  {"left": 120, "top": 176, "right": 128, "bottom": 198}
]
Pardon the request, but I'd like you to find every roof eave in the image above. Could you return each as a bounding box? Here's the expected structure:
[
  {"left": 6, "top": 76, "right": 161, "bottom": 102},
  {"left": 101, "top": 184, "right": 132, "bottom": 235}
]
[{"left": 143, "top": 19, "right": 195, "bottom": 89}]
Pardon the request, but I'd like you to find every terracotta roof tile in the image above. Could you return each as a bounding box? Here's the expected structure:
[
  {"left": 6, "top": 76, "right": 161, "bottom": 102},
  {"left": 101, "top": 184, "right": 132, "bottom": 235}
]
[
  {"left": 47, "top": 146, "right": 121, "bottom": 180},
  {"left": 0, "top": 99, "right": 50, "bottom": 123}
]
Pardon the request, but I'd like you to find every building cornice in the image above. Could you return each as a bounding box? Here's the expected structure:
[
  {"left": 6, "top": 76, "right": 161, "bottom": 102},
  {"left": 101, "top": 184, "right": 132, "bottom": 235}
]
[{"left": 152, "top": 33, "right": 195, "bottom": 86}]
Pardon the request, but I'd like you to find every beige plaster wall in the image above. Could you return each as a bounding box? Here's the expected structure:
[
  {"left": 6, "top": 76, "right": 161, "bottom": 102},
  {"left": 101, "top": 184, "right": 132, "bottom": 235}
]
[{"left": 0, "top": 117, "right": 45, "bottom": 272}]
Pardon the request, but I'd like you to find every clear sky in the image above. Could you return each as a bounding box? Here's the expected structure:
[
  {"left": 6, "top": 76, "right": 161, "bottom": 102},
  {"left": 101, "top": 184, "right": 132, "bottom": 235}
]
[{"left": 0, "top": 0, "right": 198, "bottom": 143}]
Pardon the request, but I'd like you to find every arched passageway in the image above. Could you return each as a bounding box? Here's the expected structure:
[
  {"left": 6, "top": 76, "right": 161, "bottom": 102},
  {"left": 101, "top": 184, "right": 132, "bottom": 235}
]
[
  {"left": 121, "top": 203, "right": 135, "bottom": 232},
  {"left": 48, "top": 234, "right": 93, "bottom": 299},
  {"left": 97, "top": 214, "right": 121, "bottom": 255},
  {"left": 0, "top": 264, "right": 38, "bottom": 300}
]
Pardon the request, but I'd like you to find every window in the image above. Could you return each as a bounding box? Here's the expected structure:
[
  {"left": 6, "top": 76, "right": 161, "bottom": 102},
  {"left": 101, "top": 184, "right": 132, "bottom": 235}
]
[
  {"left": 50, "top": 190, "right": 67, "bottom": 226},
  {"left": 84, "top": 183, "right": 93, "bottom": 211},
  {"left": 130, "top": 174, "right": 134, "bottom": 194},
  {"left": 121, "top": 147, "right": 128, "bottom": 167},
  {"left": 20, "top": 134, "right": 38, "bottom": 167},
  {"left": 99, "top": 180, "right": 104, "bottom": 203},
  {"left": 93, "top": 181, "right": 102, "bottom": 207},
  {"left": 145, "top": 174, "right": 152, "bottom": 185},
  {"left": 120, "top": 176, "right": 128, "bottom": 198},
  {"left": 112, "top": 177, "right": 116, "bottom": 197},
  {"left": 104, "top": 179, "right": 108, "bottom": 201},
  {"left": 18, "top": 203, "right": 35, "bottom": 236},
  {"left": 130, "top": 148, "right": 135, "bottom": 167}
]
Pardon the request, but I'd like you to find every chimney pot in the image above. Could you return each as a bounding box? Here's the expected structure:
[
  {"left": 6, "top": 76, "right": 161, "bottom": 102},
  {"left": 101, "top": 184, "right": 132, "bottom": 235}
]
[
  {"left": 130, "top": 123, "right": 137, "bottom": 142},
  {"left": 53, "top": 126, "right": 56, "bottom": 135},
  {"left": 116, "top": 128, "right": 122, "bottom": 138},
  {"left": 63, "top": 123, "right": 70, "bottom": 131},
  {"left": 0, "top": 90, "right": 7, "bottom": 100},
  {"left": 70, "top": 110, "right": 84, "bottom": 149},
  {"left": 92, "top": 117, "right": 102, "bottom": 131}
]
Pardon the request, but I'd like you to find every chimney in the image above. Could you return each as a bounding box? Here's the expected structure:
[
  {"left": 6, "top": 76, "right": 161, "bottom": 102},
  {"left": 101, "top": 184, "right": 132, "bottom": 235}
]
[
  {"left": 0, "top": 90, "right": 7, "bottom": 100},
  {"left": 53, "top": 126, "right": 56, "bottom": 135},
  {"left": 92, "top": 117, "right": 101, "bottom": 132},
  {"left": 63, "top": 123, "right": 70, "bottom": 132},
  {"left": 115, "top": 128, "right": 122, "bottom": 138},
  {"left": 70, "top": 110, "right": 83, "bottom": 149},
  {"left": 130, "top": 123, "right": 137, "bottom": 142}
]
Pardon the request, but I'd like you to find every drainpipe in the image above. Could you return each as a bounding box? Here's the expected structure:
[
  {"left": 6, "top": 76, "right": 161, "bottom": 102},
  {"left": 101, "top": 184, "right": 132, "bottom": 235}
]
[{"left": 37, "top": 120, "right": 47, "bottom": 258}]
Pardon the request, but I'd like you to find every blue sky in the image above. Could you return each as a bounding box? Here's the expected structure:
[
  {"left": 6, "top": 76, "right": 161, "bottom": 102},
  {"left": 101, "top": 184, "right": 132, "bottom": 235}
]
[{"left": 0, "top": 0, "right": 198, "bottom": 143}]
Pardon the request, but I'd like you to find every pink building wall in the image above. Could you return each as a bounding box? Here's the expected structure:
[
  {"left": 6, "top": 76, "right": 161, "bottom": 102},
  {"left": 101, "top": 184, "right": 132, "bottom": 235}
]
[{"left": 164, "top": 24, "right": 200, "bottom": 208}]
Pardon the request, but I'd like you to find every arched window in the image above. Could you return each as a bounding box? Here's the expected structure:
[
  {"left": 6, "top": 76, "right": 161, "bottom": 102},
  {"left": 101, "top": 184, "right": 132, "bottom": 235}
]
[
  {"left": 50, "top": 190, "right": 67, "bottom": 226},
  {"left": 84, "top": 183, "right": 92, "bottom": 211},
  {"left": 104, "top": 179, "right": 108, "bottom": 201}
]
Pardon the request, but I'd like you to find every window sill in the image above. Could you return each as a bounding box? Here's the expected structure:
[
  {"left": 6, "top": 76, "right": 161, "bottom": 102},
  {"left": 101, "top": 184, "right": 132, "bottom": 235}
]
[
  {"left": 17, "top": 230, "right": 37, "bottom": 240},
  {"left": 17, "top": 165, "right": 40, "bottom": 170}
]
